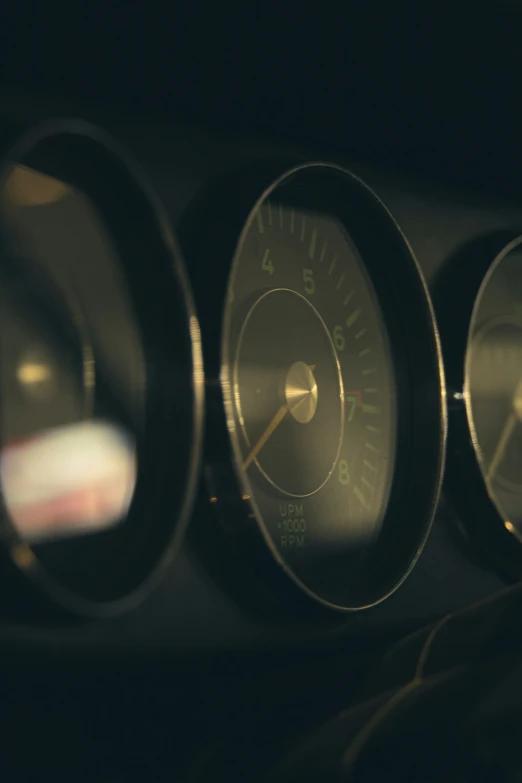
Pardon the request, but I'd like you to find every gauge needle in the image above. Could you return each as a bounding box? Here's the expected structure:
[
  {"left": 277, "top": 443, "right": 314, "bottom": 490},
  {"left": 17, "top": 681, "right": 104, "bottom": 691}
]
[
  {"left": 243, "top": 404, "right": 289, "bottom": 470},
  {"left": 487, "top": 412, "right": 517, "bottom": 482},
  {"left": 242, "top": 364, "right": 317, "bottom": 470}
]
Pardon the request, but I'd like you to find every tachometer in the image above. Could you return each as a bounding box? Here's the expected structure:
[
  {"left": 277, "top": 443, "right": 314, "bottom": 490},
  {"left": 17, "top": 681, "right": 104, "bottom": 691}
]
[
  {"left": 185, "top": 163, "right": 445, "bottom": 615},
  {"left": 225, "top": 204, "right": 397, "bottom": 572}
]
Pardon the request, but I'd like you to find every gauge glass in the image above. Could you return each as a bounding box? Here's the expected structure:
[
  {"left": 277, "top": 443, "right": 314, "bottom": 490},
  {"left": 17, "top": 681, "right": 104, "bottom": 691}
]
[
  {"left": 0, "top": 164, "right": 142, "bottom": 550},
  {"left": 466, "top": 242, "right": 522, "bottom": 535},
  {"left": 223, "top": 196, "right": 397, "bottom": 604},
  {"left": 0, "top": 124, "right": 201, "bottom": 614}
]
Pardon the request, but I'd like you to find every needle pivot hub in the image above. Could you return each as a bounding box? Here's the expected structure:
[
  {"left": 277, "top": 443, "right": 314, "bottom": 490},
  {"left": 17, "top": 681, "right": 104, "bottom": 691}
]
[{"left": 285, "top": 361, "right": 318, "bottom": 424}]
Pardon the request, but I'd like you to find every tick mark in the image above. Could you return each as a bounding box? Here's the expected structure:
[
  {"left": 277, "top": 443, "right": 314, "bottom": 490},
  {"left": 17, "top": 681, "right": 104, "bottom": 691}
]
[
  {"left": 355, "top": 328, "right": 367, "bottom": 340},
  {"left": 343, "top": 291, "right": 354, "bottom": 306},
  {"left": 354, "top": 486, "right": 368, "bottom": 508},
  {"left": 328, "top": 255, "right": 337, "bottom": 276},
  {"left": 359, "top": 348, "right": 371, "bottom": 357},
  {"left": 366, "top": 425, "right": 381, "bottom": 433},
  {"left": 301, "top": 216, "right": 307, "bottom": 241},
  {"left": 362, "top": 404, "right": 381, "bottom": 415},
  {"left": 362, "top": 368, "right": 377, "bottom": 376},
  {"left": 346, "top": 308, "right": 362, "bottom": 328},
  {"left": 366, "top": 442, "right": 380, "bottom": 453},
  {"left": 363, "top": 460, "right": 377, "bottom": 472},
  {"left": 268, "top": 201, "right": 273, "bottom": 225},
  {"left": 256, "top": 211, "right": 264, "bottom": 233},
  {"left": 336, "top": 273, "right": 346, "bottom": 290},
  {"left": 309, "top": 227, "right": 317, "bottom": 260}
]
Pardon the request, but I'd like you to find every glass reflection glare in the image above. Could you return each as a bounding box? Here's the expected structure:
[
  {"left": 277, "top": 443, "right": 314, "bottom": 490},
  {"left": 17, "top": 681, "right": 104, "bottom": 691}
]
[
  {"left": 0, "top": 162, "right": 144, "bottom": 551},
  {"left": 16, "top": 347, "right": 57, "bottom": 401},
  {"left": 5, "top": 165, "right": 69, "bottom": 207},
  {"left": 1, "top": 421, "right": 136, "bottom": 543}
]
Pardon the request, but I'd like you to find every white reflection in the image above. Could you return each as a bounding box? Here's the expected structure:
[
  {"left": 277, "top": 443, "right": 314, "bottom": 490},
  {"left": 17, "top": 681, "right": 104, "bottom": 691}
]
[{"left": 0, "top": 420, "right": 136, "bottom": 543}]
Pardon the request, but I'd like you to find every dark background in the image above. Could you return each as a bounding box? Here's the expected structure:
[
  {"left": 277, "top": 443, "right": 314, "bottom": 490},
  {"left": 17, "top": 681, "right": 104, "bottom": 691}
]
[
  {"left": 1, "top": 4, "right": 522, "bottom": 780},
  {"left": 3, "top": 2, "right": 522, "bottom": 197}
]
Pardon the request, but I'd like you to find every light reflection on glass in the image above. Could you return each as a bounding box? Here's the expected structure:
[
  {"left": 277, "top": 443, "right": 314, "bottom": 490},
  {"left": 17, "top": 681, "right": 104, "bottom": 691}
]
[
  {"left": 16, "top": 347, "right": 57, "bottom": 402},
  {"left": 4, "top": 165, "right": 69, "bottom": 207},
  {"left": 0, "top": 160, "right": 145, "bottom": 553},
  {"left": 0, "top": 421, "right": 136, "bottom": 543}
]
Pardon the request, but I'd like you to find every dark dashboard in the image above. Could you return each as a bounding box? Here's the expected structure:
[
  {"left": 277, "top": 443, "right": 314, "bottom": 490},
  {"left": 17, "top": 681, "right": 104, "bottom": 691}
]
[{"left": 3, "top": 4, "right": 522, "bottom": 781}]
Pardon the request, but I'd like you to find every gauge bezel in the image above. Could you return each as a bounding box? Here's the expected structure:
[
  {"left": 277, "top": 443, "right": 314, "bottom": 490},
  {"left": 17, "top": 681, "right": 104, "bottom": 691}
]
[
  {"left": 182, "top": 161, "right": 446, "bottom": 619},
  {"left": 436, "top": 232, "right": 522, "bottom": 580},
  {"left": 0, "top": 118, "right": 204, "bottom": 619}
]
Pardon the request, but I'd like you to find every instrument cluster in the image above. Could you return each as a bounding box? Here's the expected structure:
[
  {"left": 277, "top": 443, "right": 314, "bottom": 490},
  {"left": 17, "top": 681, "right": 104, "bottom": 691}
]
[{"left": 0, "top": 116, "right": 518, "bottom": 633}]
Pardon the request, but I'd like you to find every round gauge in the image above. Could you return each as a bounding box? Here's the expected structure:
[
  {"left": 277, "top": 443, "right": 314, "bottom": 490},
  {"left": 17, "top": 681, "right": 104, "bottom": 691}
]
[
  {"left": 437, "top": 233, "right": 522, "bottom": 579},
  {"left": 225, "top": 207, "right": 397, "bottom": 587},
  {"left": 184, "top": 163, "right": 445, "bottom": 614},
  {"left": 0, "top": 120, "right": 203, "bottom": 617}
]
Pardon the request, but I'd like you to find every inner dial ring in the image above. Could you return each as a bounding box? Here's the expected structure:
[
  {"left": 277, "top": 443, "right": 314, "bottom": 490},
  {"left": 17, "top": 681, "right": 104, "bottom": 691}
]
[{"left": 233, "top": 288, "right": 344, "bottom": 498}]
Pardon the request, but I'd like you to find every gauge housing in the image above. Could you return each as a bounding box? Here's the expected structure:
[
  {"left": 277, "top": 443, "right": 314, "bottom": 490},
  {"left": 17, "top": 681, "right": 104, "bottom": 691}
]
[
  {"left": 181, "top": 162, "right": 446, "bottom": 619},
  {"left": 0, "top": 119, "right": 204, "bottom": 618},
  {"left": 436, "top": 231, "right": 522, "bottom": 580}
]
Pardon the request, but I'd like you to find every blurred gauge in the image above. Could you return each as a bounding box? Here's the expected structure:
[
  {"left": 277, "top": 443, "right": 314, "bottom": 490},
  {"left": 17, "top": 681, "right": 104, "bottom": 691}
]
[
  {"left": 182, "top": 163, "right": 445, "bottom": 615},
  {"left": 0, "top": 120, "right": 203, "bottom": 617},
  {"left": 438, "top": 234, "right": 522, "bottom": 579}
]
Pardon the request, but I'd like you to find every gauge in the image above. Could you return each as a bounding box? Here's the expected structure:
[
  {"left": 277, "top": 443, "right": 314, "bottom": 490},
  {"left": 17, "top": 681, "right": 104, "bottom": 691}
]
[
  {"left": 468, "top": 317, "right": 522, "bottom": 495},
  {"left": 0, "top": 120, "right": 203, "bottom": 617},
  {"left": 183, "top": 162, "right": 445, "bottom": 614},
  {"left": 438, "top": 233, "right": 522, "bottom": 578}
]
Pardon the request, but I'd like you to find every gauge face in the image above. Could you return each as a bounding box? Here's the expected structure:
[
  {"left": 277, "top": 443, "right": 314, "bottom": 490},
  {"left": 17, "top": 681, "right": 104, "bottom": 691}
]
[
  {"left": 184, "top": 162, "right": 444, "bottom": 614},
  {"left": 223, "top": 182, "right": 399, "bottom": 606},
  {"left": 466, "top": 241, "right": 522, "bottom": 534},
  {"left": 0, "top": 122, "right": 202, "bottom": 616}
]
